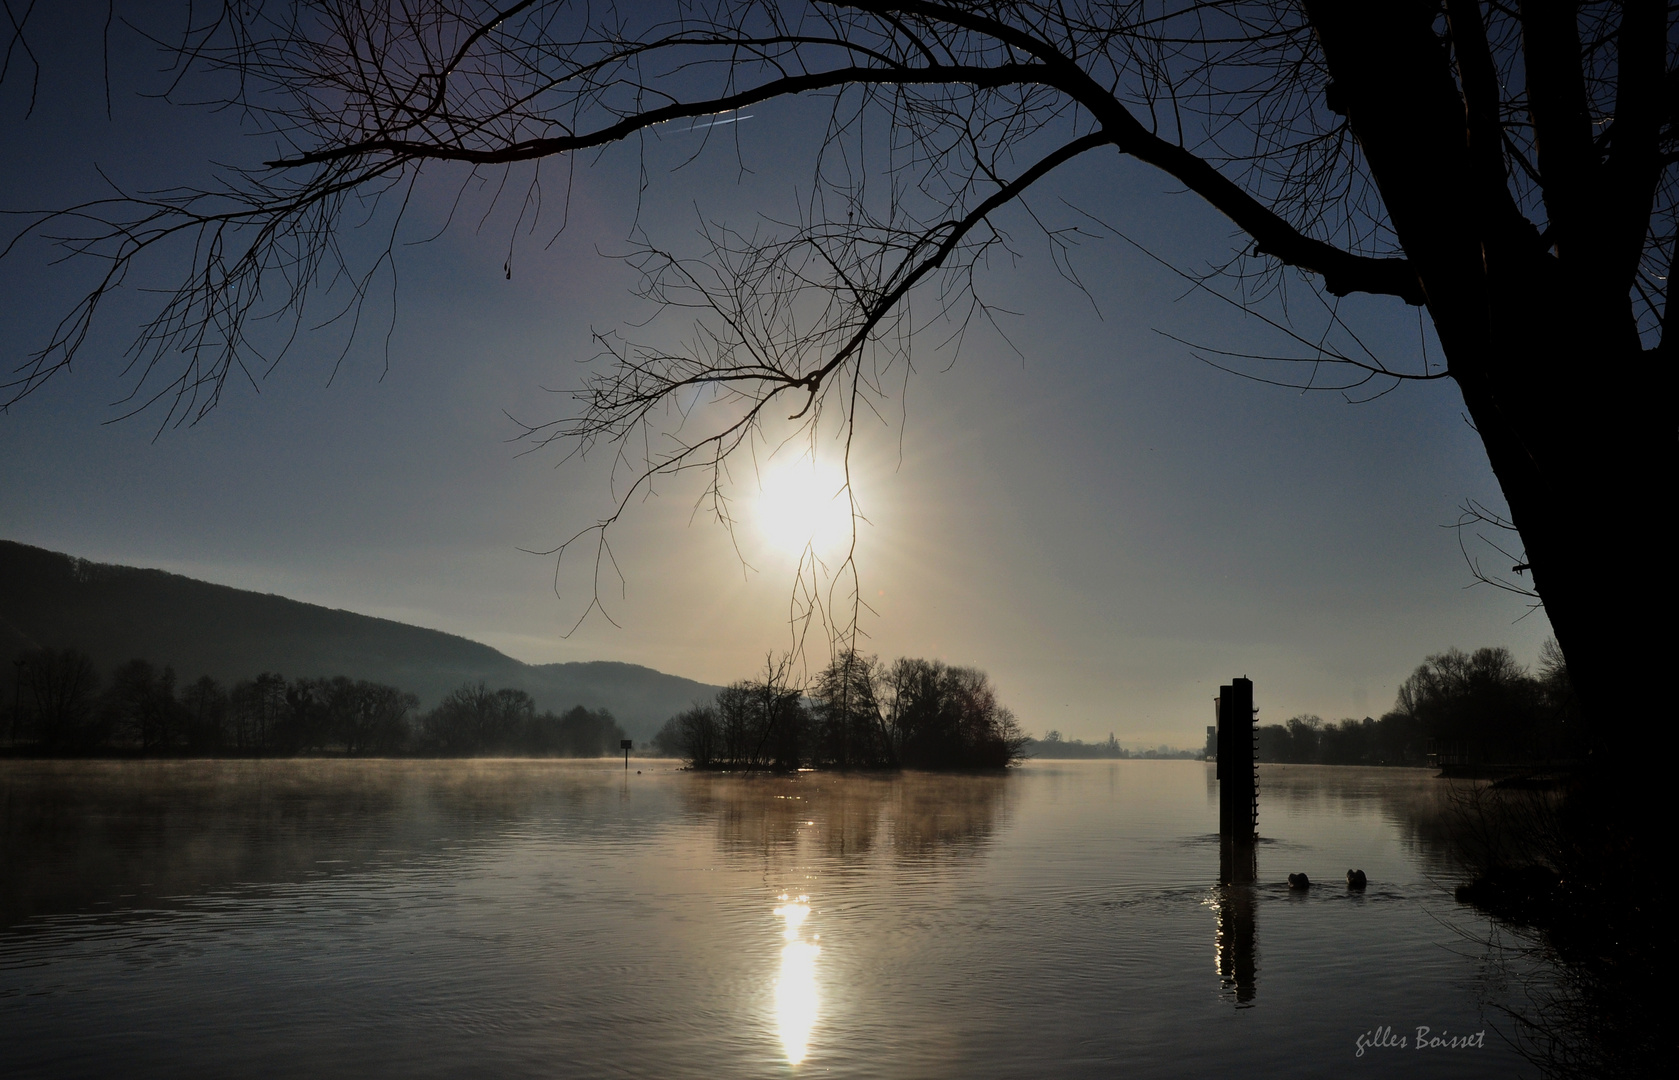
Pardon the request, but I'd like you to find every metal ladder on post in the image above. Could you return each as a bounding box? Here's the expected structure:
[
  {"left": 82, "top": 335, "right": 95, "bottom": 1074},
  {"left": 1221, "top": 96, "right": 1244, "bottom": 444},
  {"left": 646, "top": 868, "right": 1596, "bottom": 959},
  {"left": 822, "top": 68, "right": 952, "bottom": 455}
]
[{"left": 1250, "top": 727, "right": 1260, "bottom": 837}]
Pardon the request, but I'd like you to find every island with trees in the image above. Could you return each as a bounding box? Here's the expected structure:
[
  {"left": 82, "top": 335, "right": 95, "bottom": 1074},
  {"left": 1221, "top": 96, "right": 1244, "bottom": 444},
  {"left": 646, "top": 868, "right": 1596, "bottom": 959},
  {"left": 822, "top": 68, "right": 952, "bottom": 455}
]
[{"left": 651, "top": 653, "right": 1026, "bottom": 770}]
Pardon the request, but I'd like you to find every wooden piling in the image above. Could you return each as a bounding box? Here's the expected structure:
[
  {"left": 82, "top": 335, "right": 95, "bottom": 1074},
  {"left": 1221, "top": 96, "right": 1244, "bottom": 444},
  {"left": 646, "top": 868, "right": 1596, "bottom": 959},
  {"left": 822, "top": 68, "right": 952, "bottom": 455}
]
[{"left": 1216, "top": 678, "right": 1257, "bottom": 841}]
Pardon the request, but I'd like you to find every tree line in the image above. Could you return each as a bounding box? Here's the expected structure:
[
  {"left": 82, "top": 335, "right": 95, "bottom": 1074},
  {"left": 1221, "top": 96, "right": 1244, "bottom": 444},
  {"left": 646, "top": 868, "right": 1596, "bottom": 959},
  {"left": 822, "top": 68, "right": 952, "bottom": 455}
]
[
  {"left": 651, "top": 653, "right": 1026, "bottom": 771},
  {"left": 3, "top": 647, "right": 625, "bottom": 757},
  {"left": 1248, "top": 643, "right": 1577, "bottom": 767},
  {"left": 1027, "top": 731, "right": 1198, "bottom": 760}
]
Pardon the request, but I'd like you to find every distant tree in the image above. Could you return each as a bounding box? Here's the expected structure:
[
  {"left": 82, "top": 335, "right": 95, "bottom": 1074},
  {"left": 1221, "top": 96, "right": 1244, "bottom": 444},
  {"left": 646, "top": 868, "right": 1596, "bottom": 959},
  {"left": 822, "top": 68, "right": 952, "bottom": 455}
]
[
  {"left": 179, "top": 674, "right": 229, "bottom": 752},
  {"left": 1253, "top": 644, "right": 1561, "bottom": 767},
  {"left": 21, "top": 647, "right": 100, "bottom": 750},
  {"left": 715, "top": 682, "right": 757, "bottom": 768},
  {"left": 276, "top": 677, "right": 329, "bottom": 753},
  {"left": 882, "top": 658, "right": 941, "bottom": 760},
  {"left": 357, "top": 683, "right": 418, "bottom": 754},
  {"left": 1258, "top": 710, "right": 1426, "bottom": 766},
  {"left": 1022, "top": 731, "right": 1133, "bottom": 758},
  {"left": 104, "top": 659, "right": 184, "bottom": 751},
  {"left": 883, "top": 658, "right": 1025, "bottom": 769},
  {"left": 810, "top": 651, "right": 894, "bottom": 768},
  {"left": 315, "top": 676, "right": 359, "bottom": 751},
  {"left": 651, "top": 711, "right": 683, "bottom": 758},
  {"left": 1397, "top": 646, "right": 1552, "bottom": 763},
  {"left": 656, "top": 704, "right": 721, "bottom": 766},
  {"left": 547, "top": 704, "right": 627, "bottom": 757},
  {"left": 1317, "top": 716, "right": 1372, "bottom": 765},
  {"left": 317, "top": 677, "right": 416, "bottom": 754},
  {"left": 522, "top": 709, "right": 560, "bottom": 755},
  {"left": 229, "top": 672, "right": 288, "bottom": 753},
  {"left": 745, "top": 656, "right": 810, "bottom": 771},
  {"left": 1286, "top": 715, "right": 1325, "bottom": 762},
  {"left": 684, "top": 658, "right": 810, "bottom": 770},
  {"left": 423, "top": 682, "right": 535, "bottom": 754},
  {"left": 1255, "top": 722, "right": 1292, "bottom": 764},
  {"left": 1369, "top": 711, "right": 1425, "bottom": 766}
]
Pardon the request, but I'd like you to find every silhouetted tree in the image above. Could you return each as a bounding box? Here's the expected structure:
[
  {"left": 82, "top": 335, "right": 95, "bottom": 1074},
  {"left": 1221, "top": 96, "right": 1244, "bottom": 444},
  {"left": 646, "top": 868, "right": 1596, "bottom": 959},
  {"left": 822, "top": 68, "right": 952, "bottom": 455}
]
[
  {"left": 749, "top": 657, "right": 811, "bottom": 771},
  {"left": 810, "top": 651, "right": 894, "bottom": 768},
  {"left": 274, "top": 677, "right": 330, "bottom": 753},
  {"left": 422, "top": 682, "right": 535, "bottom": 754},
  {"left": 20, "top": 647, "right": 100, "bottom": 750},
  {"left": 532, "top": 704, "right": 627, "bottom": 757},
  {"left": 674, "top": 657, "right": 811, "bottom": 770},
  {"left": 1255, "top": 711, "right": 1425, "bottom": 766},
  {"left": 1397, "top": 646, "right": 1560, "bottom": 764},
  {"left": 1384, "top": 714, "right": 1425, "bottom": 764},
  {"left": 1024, "top": 731, "right": 1135, "bottom": 758},
  {"left": 875, "top": 657, "right": 1025, "bottom": 768},
  {"left": 655, "top": 703, "right": 721, "bottom": 766},
  {"left": 357, "top": 683, "right": 418, "bottom": 754},
  {"left": 104, "top": 659, "right": 184, "bottom": 751},
  {"left": 714, "top": 682, "right": 756, "bottom": 768},
  {"left": 179, "top": 674, "right": 229, "bottom": 752},
  {"left": 317, "top": 676, "right": 416, "bottom": 754},
  {"left": 229, "top": 672, "right": 288, "bottom": 753},
  {"left": 1316, "top": 716, "right": 1373, "bottom": 765},
  {"left": 1251, "top": 643, "right": 1573, "bottom": 767}
]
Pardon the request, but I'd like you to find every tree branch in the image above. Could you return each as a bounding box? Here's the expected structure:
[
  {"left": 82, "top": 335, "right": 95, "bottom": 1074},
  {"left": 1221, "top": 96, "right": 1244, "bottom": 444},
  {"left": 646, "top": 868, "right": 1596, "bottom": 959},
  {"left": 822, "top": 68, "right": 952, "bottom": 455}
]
[
  {"left": 265, "top": 63, "right": 1047, "bottom": 168},
  {"left": 855, "top": 0, "right": 1425, "bottom": 301}
]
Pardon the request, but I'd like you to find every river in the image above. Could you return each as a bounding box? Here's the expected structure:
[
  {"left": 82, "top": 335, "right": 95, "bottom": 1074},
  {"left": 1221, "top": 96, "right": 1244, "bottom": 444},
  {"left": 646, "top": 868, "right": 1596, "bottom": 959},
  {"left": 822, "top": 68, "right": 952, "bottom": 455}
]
[{"left": 1, "top": 759, "right": 1549, "bottom": 1077}]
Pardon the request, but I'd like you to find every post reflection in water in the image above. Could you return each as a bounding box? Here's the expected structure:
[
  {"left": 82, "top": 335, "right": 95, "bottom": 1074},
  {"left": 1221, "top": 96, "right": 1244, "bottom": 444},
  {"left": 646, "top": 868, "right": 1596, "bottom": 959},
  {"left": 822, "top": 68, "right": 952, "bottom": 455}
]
[
  {"left": 1213, "top": 884, "right": 1257, "bottom": 1005},
  {"left": 1215, "top": 838, "right": 1257, "bottom": 1005},
  {"left": 772, "top": 894, "right": 820, "bottom": 1064}
]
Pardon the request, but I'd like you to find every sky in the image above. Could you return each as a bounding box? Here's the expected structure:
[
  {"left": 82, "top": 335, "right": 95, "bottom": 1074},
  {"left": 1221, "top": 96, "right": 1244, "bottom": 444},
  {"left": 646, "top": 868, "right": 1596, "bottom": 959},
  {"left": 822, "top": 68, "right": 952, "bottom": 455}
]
[{"left": 0, "top": 6, "right": 1556, "bottom": 748}]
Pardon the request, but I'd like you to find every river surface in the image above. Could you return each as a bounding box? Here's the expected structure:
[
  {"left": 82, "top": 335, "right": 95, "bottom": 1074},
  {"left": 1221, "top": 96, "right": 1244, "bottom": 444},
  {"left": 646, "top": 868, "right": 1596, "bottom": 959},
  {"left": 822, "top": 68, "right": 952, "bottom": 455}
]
[{"left": 2, "top": 759, "right": 1548, "bottom": 1077}]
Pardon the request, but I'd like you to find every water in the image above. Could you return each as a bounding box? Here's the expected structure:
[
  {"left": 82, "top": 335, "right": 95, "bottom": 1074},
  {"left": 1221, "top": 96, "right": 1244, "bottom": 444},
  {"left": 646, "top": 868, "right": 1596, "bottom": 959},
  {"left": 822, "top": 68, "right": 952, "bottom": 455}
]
[{"left": 1, "top": 760, "right": 1546, "bottom": 1077}]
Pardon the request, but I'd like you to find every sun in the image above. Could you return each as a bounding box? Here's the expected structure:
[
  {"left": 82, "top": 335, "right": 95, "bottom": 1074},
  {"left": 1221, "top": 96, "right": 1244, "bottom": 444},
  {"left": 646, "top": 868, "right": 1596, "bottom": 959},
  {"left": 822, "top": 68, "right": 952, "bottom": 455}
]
[{"left": 754, "top": 457, "right": 854, "bottom": 557}]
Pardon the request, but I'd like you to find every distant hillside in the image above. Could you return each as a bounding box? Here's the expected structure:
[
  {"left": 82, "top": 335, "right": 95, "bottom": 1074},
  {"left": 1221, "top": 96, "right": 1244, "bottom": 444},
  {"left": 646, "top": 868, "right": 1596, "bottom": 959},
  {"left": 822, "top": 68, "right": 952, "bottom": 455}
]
[{"left": 0, "top": 540, "right": 719, "bottom": 739}]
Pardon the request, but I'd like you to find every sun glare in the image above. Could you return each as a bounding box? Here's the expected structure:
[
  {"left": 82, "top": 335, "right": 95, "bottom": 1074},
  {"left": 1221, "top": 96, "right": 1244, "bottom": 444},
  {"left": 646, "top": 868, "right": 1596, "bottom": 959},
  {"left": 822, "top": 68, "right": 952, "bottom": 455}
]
[
  {"left": 772, "top": 894, "right": 820, "bottom": 1065},
  {"left": 754, "top": 458, "right": 853, "bottom": 558}
]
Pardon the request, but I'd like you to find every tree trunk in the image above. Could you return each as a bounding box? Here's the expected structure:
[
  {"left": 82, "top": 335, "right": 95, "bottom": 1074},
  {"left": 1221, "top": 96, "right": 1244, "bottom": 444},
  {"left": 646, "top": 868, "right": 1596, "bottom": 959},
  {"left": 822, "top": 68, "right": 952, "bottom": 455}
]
[
  {"left": 1306, "top": 1, "right": 1673, "bottom": 771},
  {"left": 1451, "top": 298, "right": 1671, "bottom": 771}
]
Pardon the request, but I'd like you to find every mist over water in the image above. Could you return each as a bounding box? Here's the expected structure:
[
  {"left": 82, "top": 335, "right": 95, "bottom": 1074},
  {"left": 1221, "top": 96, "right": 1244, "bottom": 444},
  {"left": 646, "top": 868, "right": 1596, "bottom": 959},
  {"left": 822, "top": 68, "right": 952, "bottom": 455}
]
[{"left": 2, "top": 761, "right": 1545, "bottom": 1077}]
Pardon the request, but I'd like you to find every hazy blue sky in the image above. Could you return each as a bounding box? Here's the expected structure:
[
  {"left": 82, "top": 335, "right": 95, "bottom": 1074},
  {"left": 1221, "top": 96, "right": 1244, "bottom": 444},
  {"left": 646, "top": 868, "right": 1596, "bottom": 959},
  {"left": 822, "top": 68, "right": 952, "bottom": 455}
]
[{"left": 0, "top": 6, "right": 1554, "bottom": 747}]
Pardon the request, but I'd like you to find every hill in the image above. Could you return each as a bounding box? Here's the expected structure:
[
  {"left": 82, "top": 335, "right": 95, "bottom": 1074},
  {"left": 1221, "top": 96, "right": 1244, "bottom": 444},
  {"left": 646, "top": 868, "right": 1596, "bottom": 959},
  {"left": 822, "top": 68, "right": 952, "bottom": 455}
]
[{"left": 0, "top": 540, "right": 718, "bottom": 739}]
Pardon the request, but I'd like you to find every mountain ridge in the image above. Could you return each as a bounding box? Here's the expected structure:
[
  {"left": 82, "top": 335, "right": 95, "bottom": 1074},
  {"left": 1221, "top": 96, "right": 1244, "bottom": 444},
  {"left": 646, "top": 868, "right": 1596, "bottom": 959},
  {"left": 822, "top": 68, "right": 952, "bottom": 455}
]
[{"left": 0, "top": 539, "right": 718, "bottom": 739}]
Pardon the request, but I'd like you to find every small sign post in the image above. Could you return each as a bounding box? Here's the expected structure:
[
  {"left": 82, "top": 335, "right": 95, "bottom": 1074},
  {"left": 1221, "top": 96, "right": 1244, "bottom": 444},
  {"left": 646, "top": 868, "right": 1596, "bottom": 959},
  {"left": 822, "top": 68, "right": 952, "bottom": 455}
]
[{"left": 621, "top": 739, "right": 633, "bottom": 771}]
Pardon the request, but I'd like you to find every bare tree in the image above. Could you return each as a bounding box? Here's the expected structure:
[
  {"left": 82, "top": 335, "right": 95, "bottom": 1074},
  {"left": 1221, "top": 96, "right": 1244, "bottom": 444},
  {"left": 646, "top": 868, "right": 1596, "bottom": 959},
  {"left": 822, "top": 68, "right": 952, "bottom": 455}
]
[
  {"left": 2, "top": 2, "right": 1672, "bottom": 747},
  {"left": 230, "top": 672, "right": 289, "bottom": 753},
  {"left": 22, "top": 647, "right": 100, "bottom": 749},
  {"left": 811, "top": 650, "right": 895, "bottom": 767}
]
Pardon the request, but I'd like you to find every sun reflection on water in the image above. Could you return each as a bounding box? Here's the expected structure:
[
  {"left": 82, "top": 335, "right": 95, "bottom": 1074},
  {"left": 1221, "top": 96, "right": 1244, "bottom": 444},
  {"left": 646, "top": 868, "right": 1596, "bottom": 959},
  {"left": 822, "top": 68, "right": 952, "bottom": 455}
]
[{"left": 772, "top": 894, "right": 820, "bottom": 1064}]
